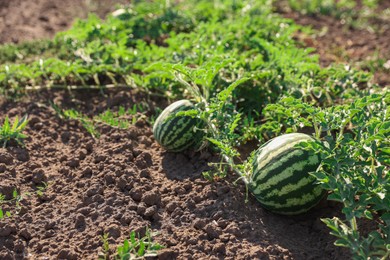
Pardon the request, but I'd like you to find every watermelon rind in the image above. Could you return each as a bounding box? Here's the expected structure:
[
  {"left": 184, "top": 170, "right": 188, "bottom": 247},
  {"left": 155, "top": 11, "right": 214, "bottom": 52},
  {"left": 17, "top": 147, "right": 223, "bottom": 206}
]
[
  {"left": 153, "top": 100, "right": 205, "bottom": 152},
  {"left": 249, "top": 133, "right": 325, "bottom": 215}
]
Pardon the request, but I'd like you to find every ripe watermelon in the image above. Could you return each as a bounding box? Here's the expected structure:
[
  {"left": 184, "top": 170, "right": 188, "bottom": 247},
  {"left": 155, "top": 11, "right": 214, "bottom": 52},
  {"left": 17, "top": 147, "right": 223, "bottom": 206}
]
[
  {"left": 153, "top": 100, "right": 205, "bottom": 152},
  {"left": 249, "top": 133, "right": 325, "bottom": 215}
]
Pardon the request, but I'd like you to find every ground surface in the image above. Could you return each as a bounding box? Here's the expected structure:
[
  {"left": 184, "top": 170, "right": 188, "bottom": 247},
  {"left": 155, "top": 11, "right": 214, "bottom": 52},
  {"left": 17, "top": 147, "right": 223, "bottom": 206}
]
[
  {"left": 0, "top": 0, "right": 388, "bottom": 259},
  {"left": 0, "top": 89, "right": 347, "bottom": 259},
  {"left": 0, "top": 0, "right": 129, "bottom": 44},
  {"left": 278, "top": 1, "right": 390, "bottom": 87}
]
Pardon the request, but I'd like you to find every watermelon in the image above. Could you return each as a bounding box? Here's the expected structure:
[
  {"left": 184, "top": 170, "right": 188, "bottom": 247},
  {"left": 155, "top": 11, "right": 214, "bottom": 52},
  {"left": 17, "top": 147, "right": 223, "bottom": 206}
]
[
  {"left": 153, "top": 100, "right": 205, "bottom": 152},
  {"left": 249, "top": 133, "right": 325, "bottom": 215}
]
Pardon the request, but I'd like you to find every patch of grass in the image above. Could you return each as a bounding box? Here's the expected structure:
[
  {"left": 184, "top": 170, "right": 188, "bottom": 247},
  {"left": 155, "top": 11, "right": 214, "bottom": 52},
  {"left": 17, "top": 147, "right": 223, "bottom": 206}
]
[
  {"left": 0, "top": 184, "right": 51, "bottom": 221},
  {"left": 0, "top": 115, "right": 29, "bottom": 148},
  {"left": 35, "top": 182, "right": 48, "bottom": 197},
  {"left": 52, "top": 103, "right": 150, "bottom": 138},
  {"left": 98, "top": 227, "right": 164, "bottom": 260},
  {"left": 116, "top": 228, "right": 164, "bottom": 260},
  {"left": 62, "top": 109, "right": 100, "bottom": 138},
  {"left": 281, "top": 0, "right": 389, "bottom": 32},
  {"left": 94, "top": 104, "right": 148, "bottom": 128},
  {"left": 98, "top": 233, "right": 111, "bottom": 260},
  {"left": 0, "top": 190, "right": 24, "bottom": 220},
  {"left": 357, "top": 50, "right": 390, "bottom": 77}
]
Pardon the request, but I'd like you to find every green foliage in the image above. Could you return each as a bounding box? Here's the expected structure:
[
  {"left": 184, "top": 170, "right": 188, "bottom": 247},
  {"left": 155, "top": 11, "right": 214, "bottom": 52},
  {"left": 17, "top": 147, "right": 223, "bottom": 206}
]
[
  {"left": 36, "top": 182, "right": 48, "bottom": 197},
  {"left": 0, "top": 0, "right": 373, "bottom": 104},
  {"left": 283, "top": 0, "right": 386, "bottom": 31},
  {"left": 62, "top": 109, "right": 100, "bottom": 138},
  {"left": 98, "top": 233, "right": 111, "bottom": 260},
  {"left": 0, "top": 190, "right": 24, "bottom": 220},
  {"left": 286, "top": 0, "right": 357, "bottom": 16},
  {"left": 116, "top": 228, "right": 164, "bottom": 260},
  {"left": 0, "top": 185, "right": 51, "bottom": 221},
  {"left": 0, "top": 115, "right": 29, "bottom": 147},
  {"left": 53, "top": 104, "right": 149, "bottom": 138},
  {"left": 94, "top": 104, "right": 147, "bottom": 127},
  {"left": 258, "top": 93, "right": 389, "bottom": 259}
]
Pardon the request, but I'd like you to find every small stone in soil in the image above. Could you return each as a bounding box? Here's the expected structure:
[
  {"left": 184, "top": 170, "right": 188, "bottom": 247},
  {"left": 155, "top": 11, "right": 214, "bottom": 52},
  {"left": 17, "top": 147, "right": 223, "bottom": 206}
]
[
  {"left": 105, "top": 224, "right": 121, "bottom": 239},
  {"left": 130, "top": 187, "right": 143, "bottom": 201},
  {"left": 204, "top": 223, "right": 222, "bottom": 240},
  {"left": 144, "top": 205, "right": 158, "bottom": 217},
  {"left": 142, "top": 190, "right": 160, "bottom": 206},
  {"left": 32, "top": 169, "right": 47, "bottom": 184}
]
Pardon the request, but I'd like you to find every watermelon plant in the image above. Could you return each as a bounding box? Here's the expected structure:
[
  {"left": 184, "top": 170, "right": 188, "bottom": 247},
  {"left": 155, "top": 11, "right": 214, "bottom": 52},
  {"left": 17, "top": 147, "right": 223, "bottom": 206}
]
[
  {"left": 153, "top": 99, "right": 205, "bottom": 152},
  {"left": 258, "top": 94, "right": 390, "bottom": 258}
]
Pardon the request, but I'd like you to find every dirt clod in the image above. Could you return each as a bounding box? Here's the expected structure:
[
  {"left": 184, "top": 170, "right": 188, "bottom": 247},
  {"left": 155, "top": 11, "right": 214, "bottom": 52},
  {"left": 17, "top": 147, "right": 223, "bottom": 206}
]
[
  {"left": 0, "top": 151, "right": 13, "bottom": 165},
  {"left": 32, "top": 169, "right": 47, "bottom": 184}
]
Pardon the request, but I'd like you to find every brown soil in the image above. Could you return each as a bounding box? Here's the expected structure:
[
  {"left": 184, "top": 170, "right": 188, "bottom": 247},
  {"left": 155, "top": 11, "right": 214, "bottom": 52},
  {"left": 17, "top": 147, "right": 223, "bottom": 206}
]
[
  {"left": 277, "top": 1, "right": 390, "bottom": 87},
  {"left": 0, "top": 89, "right": 348, "bottom": 259},
  {"left": 0, "top": 0, "right": 128, "bottom": 44}
]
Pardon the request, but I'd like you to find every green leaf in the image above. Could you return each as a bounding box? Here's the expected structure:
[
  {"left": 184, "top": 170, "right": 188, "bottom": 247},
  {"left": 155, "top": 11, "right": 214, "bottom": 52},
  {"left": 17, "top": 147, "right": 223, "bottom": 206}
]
[
  {"left": 364, "top": 210, "right": 373, "bottom": 220},
  {"left": 12, "top": 189, "right": 18, "bottom": 199},
  {"left": 11, "top": 116, "right": 19, "bottom": 131},
  {"left": 334, "top": 238, "right": 350, "bottom": 248},
  {"left": 130, "top": 231, "right": 136, "bottom": 245},
  {"left": 137, "top": 240, "right": 145, "bottom": 256},
  {"left": 217, "top": 77, "right": 249, "bottom": 102}
]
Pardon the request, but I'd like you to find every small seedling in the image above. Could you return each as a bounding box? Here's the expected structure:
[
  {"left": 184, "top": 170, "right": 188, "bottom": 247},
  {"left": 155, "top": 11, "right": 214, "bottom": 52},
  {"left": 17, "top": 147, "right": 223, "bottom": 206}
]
[
  {"left": 98, "top": 233, "right": 111, "bottom": 260},
  {"left": 0, "top": 114, "right": 29, "bottom": 148},
  {"left": 0, "top": 189, "right": 26, "bottom": 220},
  {"left": 116, "top": 227, "right": 164, "bottom": 260},
  {"left": 36, "top": 182, "right": 48, "bottom": 197}
]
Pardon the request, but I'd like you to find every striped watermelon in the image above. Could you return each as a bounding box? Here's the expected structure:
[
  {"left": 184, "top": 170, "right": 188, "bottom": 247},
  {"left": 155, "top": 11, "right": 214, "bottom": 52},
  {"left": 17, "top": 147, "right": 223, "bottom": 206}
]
[
  {"left": 249, "top": 133, "right": 325, "bottom": 215},
  {"left": 153, "top": 100, "right": 205, "bottom": 152}
]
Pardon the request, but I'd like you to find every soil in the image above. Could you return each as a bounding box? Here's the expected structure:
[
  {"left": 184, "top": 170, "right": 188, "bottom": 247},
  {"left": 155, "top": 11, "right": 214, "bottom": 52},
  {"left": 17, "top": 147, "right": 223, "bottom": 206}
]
[
  {"left": 0, "top": 88, "right": 349, "bottom": 259},
  {"left": 0, "top": 0, "right": 387, "bottom": 259},
  {"left": 276, "top": 1, "right": 390, "bottom": 87},
  {"left": 0, "top": 0, "right": 128, "bottom": 44}
]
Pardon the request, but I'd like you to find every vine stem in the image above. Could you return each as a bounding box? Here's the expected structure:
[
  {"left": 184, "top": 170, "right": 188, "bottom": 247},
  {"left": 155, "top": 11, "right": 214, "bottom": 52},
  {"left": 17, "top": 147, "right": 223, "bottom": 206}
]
[{"left": 175, "top": 73, "right": 248, "bottom": 183}]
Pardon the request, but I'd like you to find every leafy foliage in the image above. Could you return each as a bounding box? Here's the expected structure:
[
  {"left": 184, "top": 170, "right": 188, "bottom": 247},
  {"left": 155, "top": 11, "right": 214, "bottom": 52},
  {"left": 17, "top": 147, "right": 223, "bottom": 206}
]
[
  {"left": 257, "top": 93, "right": 389, "bottom": 259},
  {"left": 281, "top": 0, "right": 389, "bottom": 32},
  {"left": 0, "top": 115, "right": 29, "bottom": 147},
  {"left": 52, "top": 104, "right": 150, "bottom": 138},
  {"left": 115, "top": 228, "right": 164, "bottom": 260}
]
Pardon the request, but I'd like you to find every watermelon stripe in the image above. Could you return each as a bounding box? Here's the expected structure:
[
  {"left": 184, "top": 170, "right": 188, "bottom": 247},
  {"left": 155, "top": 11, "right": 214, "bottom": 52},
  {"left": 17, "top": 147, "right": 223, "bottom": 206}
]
[
  {"left": 252, "top": 154, "right": 319, "bottom": 196},
  {"left": 262, "top": 175, "right": 316, "bottom": 200},
  {"left": 253, "top": 135, "right": 312, "bottom": 171},
  {"left": 252, "top": 148, "right": 305, "bottom": 183},
  {"left": 260, "top": 175, "right": 321, "bottom": 204},
  {"left": 163, "top": 118, "right": 197, "bottom": 147},
  {"left": 165, "top": 134, "right": 196, "bottom": 152},
  {"left": 155, "top": 116, "right": 180, "bottom": 142},
  {"left": 252, "top": 149, "right": 309, "bottom": 189},
  {"left": 155, "top": 105, "right": 190, "bottom": 142},
  {"left": 160, "top": 116, "right": 188, "bottom": 145},
  {"left": 259, "top": 187, "right": 325, "bottom": 215}
]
